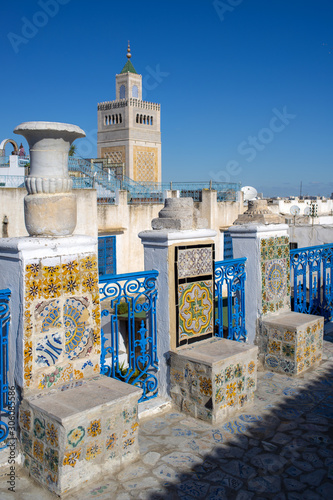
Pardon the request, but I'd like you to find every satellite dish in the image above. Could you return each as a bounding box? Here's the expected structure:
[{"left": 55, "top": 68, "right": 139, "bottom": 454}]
[
  {"left": 241, "top": 186, "right": 258, "bottom": 201},
  {"left": 290, "top": 205, "right": 300, "bottom": 216},
  {"left": 304, "top": 206, "right": 311, "bottom": 215}
]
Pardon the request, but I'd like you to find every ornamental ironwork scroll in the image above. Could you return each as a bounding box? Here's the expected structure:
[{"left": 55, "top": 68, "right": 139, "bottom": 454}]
[
  {"left": 290, "top": 243, "right": 333, "bottom": 321},
  {"left": 0, "top": 288, "right": 11, "bottom": 450},
  {"left": 214, "top": 258, "right": 247, "bottom": 342},
  {"left": 99, "top": 271, "right": 158, "bottom": 403}
]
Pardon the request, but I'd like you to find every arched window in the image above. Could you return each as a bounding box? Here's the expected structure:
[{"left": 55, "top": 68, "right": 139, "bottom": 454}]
[
  {"left": 136, "top": 114, "right": 139, "bottom": 123},
  {"left": 151, "top": 116, "right": 153, "bottom": 125},
  {"left": 105, "top": 116, "right": 108, "bottom": 125},
  {"left": 119, "top": 114, "right": 122, "bottom": 123},
  {"left": 147, "top": 115, "right": 149, "bottom": 125},
  {"left": 140, "top": 114, "right": 143, "bottom": 124},
  {"left": 119, "top": 85, "right": 126, "bottom": 99},
  {"left": 143, "top": 115, "right": 146, "bottom": 124},
  {"left": 112, "top": 115, "right": 115, "bottom": 124},
  {"left": 132, "top": 85, "right": 138, "bottom": 98},
  {"left": 116, "top": 114, "right": 118, "bottom": 124}
]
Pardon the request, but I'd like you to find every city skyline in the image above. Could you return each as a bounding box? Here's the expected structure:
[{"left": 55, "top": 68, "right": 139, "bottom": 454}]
[{"left": 1, "top": 0, "right": 332, "bottom": 197}]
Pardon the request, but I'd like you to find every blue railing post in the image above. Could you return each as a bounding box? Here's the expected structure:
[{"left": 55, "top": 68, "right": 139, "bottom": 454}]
[
  {"left": 214, "top": 258, "right": 247, "bottom": 342},
  {"left": 0, "top": 289, "right": 11, "bottom": 450}
]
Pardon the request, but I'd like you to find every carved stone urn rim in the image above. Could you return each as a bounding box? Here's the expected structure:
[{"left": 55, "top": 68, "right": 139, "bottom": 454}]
[{"left": 14, "top": 121, "right": 86, "bottom": 138}]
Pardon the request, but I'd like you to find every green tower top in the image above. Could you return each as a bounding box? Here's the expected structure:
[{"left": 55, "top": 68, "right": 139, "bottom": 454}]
[{"left": 120, "top": 41, "right": 137, "bottom": 74}]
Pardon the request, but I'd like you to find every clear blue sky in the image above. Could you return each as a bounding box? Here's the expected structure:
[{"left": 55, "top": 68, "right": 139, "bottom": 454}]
[{"left": 1, "top": 0, "right": 332, "bottom": 197}]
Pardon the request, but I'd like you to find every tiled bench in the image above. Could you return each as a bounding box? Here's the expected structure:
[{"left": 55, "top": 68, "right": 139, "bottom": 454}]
[
  {"left": 19, "top": 376, "right": 141, "bottom": 496},
  {"left": 169, "top": 337, "right": 258, "bottom": 423},
  {"left": 260, "top": 311, "right": 324, "bottom": 376}
]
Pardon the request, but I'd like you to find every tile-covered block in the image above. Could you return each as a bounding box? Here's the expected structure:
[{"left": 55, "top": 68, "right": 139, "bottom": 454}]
[
  {"left": 18, "top": 376, "right": 141, "bottom": 496},
  {"left": 170, "top": 337, "right": 258, "bottom": 423},
  {"left": 261, "top": 311, "right": 324, "bottom": 376}
]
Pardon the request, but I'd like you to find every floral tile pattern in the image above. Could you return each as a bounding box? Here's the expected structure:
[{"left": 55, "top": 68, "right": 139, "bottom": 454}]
[
  {"left": 260, "top": 236, "right": 290, "bottom": 315},
  {"left": 175, "top": 244, "right": 215, "bottom": 347},
  {"left": 178, "top": 281, "right": 214, "bottom": 341},
  {"left": 23, "top": 251, "right": 101, "bottom": 391}
]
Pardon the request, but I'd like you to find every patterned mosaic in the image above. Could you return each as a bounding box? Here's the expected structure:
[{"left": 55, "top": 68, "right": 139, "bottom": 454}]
[
  {"left": 175, "top": 244, "right": 215, "bottom": 347},
  {"left": 19, "top": 387, "right": 139, "bottom": 495},
  {"left": 177, "top": 247, "right": 213, "bottom": 279},
  {"left": 178, "top": 281, "right": 214, "bottom": 341},
  {"left": 101, "top": 145, "right": 125, "bottom": 164},
  {"left": 262, "top": 316, "right": 324, "bottom": 376},
  {"left": 23, "top": 253, "right": 101, "bottom": 391},
  {"left": 260, "top": 235, "right": 290, "bottom": 314},
  {"left": 170, "top": 338, "right": 257, "bottom": 423},
  {"left": 133, "top": 146, "right": 158, "bottom": 183}
]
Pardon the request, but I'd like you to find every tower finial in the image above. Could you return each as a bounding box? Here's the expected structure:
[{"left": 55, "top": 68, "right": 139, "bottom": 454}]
[{"left": 127, "top": 41, "right": 131, "bottom": 60}]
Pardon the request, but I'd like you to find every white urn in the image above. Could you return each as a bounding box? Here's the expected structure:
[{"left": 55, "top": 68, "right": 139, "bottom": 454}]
[{"left": 14, "top": 121, "right": 85, "bottom": 237}]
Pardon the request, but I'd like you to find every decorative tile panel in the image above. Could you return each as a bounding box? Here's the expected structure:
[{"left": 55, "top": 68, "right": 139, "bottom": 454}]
[
  {"left": 177, "top": 247, "right": 213, "bottom": 278},
  {"left": 178, "top": 281, "right": 214, "bottom": 341},
  {"left": 175, "top": 244, "right": 215, "bottom": 347},
  {"left": 23, "top": 251, "right": 101, "bottom": 392},
  {"left": 260, "top": 236, "right": 290, "bottom": 315}
]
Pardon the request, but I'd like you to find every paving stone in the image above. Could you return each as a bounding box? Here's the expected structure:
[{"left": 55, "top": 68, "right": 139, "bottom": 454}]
[
  {"left": 317, "top": 481, "right": 333, "bottom": 497},
  {"left": 123, "top": 475, "right": 161, "bottom": 492},
  {"left": 283, "top": 478, "right": 307, "bottom": 491},
  {"left": 207, "top": 485, "right": 228, "bottom": 500},
  {"left": 219, "top": 459, "right": 256, "bottom": 479},
  {"left": 292, "top": 460, "right": 314, "bottom": 472},
  {"left": 142, "top": 451, "right": 160, "bottom": 466},
  {"left": 152, "top": 464, "right": 180, "bottom": 483},
  {"left": 117, "top": 464, "right": 148, "bottom": 481},
  {"left": 248, "top": 475, "right": 281, "bottom": 494},
  {"left": 285, "top": 465, "right": 303, "bottom": 477},
  {"left": 235, "top": 490, "right": 255, "bottom": 500},
  {"left": 177, "top": 479, "right": 210, "bottom": 497},
  {"left": 250, "top": 453, "right": 287, "bottom": 473},
  {"left": 300, "top": 469, "right": 326, "bottom": 487},
  {"left": 270, "top": 432, "right": 292, "bottom": 445}
]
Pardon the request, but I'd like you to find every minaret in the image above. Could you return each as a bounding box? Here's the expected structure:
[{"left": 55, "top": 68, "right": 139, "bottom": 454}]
[{"left": 97, "top": 43, "right": 161, "bottom": 183}]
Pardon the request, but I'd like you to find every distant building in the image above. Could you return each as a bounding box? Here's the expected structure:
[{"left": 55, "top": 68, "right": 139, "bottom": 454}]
[{"left": 97, "top": 43, "right": 161, "bottom": 184}]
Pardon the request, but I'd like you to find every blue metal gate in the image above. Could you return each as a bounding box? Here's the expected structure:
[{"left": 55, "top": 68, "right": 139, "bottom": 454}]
[
  {"left": 214, "top": 258, "right": 247, "bottom": 342},
  {"left": 99, "top": 271, "right": 158, "bottom": 402},
  {"left": 0, "top": 289, "right": 11, "bottom": 450},
  {"left": 290, "top": 243, "right": 333, "bottom": 321}
]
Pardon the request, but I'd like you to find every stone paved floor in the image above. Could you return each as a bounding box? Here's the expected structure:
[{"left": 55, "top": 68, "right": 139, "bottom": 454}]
[{"left": 1, "top": 330, "right": 333, "bottom": 499}]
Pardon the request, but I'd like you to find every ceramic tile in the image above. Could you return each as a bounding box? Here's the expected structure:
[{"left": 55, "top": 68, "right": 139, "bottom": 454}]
[{"left": 178, "top": 280, "right": 214, "bottom": 342}]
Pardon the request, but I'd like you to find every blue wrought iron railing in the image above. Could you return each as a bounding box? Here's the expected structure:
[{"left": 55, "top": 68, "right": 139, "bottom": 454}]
[
  {"left": 99, "top": 271, "right": 158, "bottom": 402},
  {"left": 214, "top": 258, "right": 247, "bottom": 342},
  {"left": 0, "top": 289, "right": 11, "bottom": 450},
  {"left": 290, "top": 243, "right": 333, "bottom": 322}
]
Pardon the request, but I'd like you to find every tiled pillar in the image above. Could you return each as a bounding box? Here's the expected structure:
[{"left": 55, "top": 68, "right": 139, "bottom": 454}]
[
  {"left": 0, "top": 236, "right": 101, "bottom": 397},
  {"left": 139, "top": 229, "right": 216, "bottom": 399},
  {"left": 228, "top": 224, "right": 290, "bottom": 344}
]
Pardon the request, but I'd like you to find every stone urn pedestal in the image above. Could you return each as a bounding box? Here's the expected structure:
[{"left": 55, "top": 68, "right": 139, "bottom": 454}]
[{"left": 14, "top": 122, "right": 85, "bottom": 237}]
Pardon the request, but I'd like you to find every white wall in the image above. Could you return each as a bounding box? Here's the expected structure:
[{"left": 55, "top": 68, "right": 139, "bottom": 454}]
[{"left": 0, "top": 188, "right": 98, "bottom": 238}]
